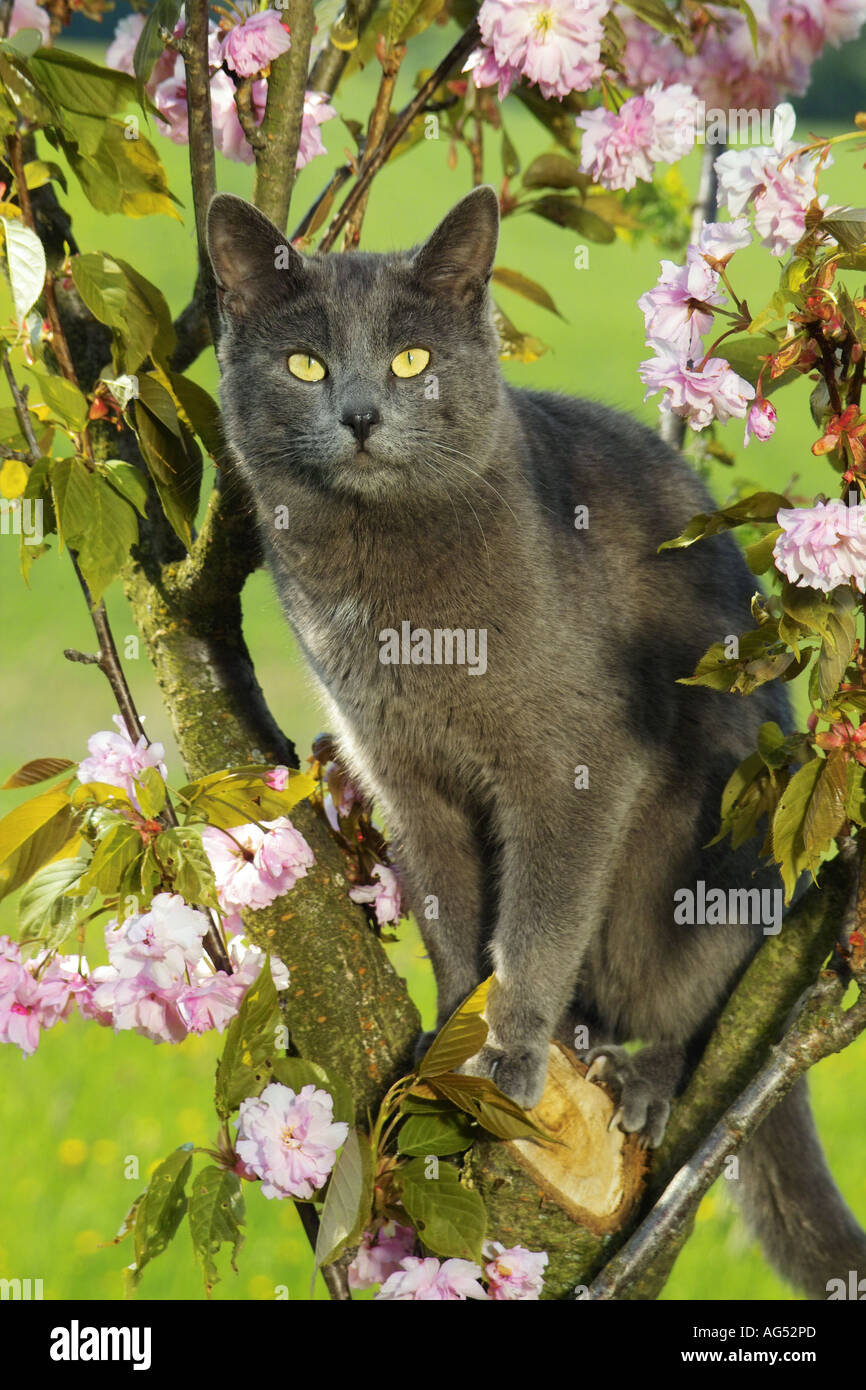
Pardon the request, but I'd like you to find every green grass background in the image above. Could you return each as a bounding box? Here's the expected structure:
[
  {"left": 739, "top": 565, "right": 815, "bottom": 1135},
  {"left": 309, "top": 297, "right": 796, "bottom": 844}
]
[{"left": 0, "top": 30, "right": 864, "bottom": 1301}]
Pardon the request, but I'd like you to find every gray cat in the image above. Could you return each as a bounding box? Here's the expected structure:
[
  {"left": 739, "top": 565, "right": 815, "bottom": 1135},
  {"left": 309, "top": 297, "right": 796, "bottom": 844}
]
[{"left": 208, "top": 186, "right": 865, "bottom": 1297}]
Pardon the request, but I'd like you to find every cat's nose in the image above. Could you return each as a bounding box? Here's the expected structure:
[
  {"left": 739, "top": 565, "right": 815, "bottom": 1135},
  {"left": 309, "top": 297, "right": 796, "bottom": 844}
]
[{"left": 341, "top": 406, "right": 381, "bottom": 447}]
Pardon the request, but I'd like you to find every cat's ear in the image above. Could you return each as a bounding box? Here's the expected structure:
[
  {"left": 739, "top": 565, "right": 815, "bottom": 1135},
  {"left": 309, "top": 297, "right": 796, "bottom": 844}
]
[
  {"left": 207, "top": 193, "right": 303, "bottom": 317},
  {"left": 410, "top": 186, "right": 499, "bottom": 302}
]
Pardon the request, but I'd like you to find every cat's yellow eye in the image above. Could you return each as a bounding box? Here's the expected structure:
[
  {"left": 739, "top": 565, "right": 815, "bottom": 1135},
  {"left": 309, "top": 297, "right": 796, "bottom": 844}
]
[
  {"left": 288, "top": 352, "right": 327, "bottom": 382},
  {"left": 391, "top": 347, "right": 430, "bottom": 379}
]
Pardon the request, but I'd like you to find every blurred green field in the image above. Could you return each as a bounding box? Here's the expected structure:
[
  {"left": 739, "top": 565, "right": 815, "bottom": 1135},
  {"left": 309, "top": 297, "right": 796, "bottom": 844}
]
[{"left": 0, "top": 32, "right": 864, "bottom": 1301}]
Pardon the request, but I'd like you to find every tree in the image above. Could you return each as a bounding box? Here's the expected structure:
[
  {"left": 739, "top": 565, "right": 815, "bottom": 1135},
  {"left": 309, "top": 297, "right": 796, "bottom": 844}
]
[{"left": 0, "top": 0, "right": 864, "bottom": 1301}]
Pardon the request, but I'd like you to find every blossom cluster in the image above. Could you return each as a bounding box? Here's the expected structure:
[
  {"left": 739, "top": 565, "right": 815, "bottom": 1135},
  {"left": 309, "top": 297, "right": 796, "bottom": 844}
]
[
  {"left": 576, "top": 83, "right": 699, "bottom": 193},
  {"left": 105, "top": 8, "right": 336, "bottom": 168},
  {"left": 347, "top": 1223, "right": 548, "bottom": 1299},
  {"left": 0, "top": 895, "right": 289, "bottom": 1055},
  {"left": 466, "top": 0, "right": 608, "bottom": 101},
  {"left": 621, "top": 0, "right": 866, "bottom": 114},
  {"left": 465, "top": 0, "right": 866, "bottom": 142},
  {"left": 637, "top": 217, "right": 756, "bottom": 434},
  {"left": 77, "top": 714, "right": 167, "bottom": 810},
  {"left": 715, "top": 104, "right": 828, "bottom": 257},
  {"left": 773, "top": 499, "right": 866, "bottom": 593}
]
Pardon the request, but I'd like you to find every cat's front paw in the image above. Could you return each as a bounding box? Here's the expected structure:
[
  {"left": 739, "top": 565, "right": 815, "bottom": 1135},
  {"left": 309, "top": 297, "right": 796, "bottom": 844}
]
[
  {"left": 583, "top": 1045, "right": 671, "bottom": 1148},
  {"left": 460, "top": 1042, "right": 548, "bottom": 1111}
]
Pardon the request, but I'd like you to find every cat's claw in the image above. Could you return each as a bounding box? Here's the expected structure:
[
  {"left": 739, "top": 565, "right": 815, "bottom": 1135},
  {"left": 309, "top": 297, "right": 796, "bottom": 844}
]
[
  {"left": 459, "top": 1042, "right": 547, "bottom": 1111},
  {"left": 583, "top": 1045, "right": 672, "bottom": 1149}
]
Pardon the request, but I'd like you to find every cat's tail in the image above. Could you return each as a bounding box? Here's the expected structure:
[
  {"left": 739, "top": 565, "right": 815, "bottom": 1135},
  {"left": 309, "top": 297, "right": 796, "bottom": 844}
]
[{"left": 735, "top": 1077, "right": 866, "bottom": 1299}]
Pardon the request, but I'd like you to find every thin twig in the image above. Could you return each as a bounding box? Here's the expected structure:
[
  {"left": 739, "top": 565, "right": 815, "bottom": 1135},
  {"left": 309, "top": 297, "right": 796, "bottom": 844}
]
[
  {"left": 341, "top": 41, "right": 406, "bottom": 251},
  {"left": 317, "top": 19, "right": 481, "bottom": 254}
]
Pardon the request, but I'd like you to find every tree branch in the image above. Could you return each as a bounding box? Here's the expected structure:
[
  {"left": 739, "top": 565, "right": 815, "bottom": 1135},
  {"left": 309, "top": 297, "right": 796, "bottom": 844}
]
[
  {"left": 253, "top": 0, "right": 316, "bottom": 230},
  {"left": 587, "top": 939, "right": 866, "bottom": 1299},
  {"left": 341, "top": 40, "right": 406, "bottom": 251},
  {"left": 317, "top": 19, "right": 481, "bottom": 253},
  {"left": 180, "top": 0, "right": 219, "bottom": 348}
]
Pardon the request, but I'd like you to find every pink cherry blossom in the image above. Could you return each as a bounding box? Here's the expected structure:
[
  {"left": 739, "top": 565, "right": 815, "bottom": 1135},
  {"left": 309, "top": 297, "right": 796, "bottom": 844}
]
[
  {"left": 348, "top": 1223, "right": 417, "bottom": 1290},
  {"left": 298, "top": 93, "right": 339, "bottom": 171},
  {"left": 745, "top": 398, "right": 778, "bottom": 445},
  {"left": 577, "top": 83, "right": 698, "bottom": 192},
  {"left": 715, "top": 103, "right": 828, "bottom": 256},
  {"left": 202, "top": 817, "right": 315, "bottom": 914},
  {"left": 105, "top": 12, "right": 146, "bottom": 72},
  {"left": 483, "top": 1241, "right": 548, "bottom": 1299},
  {"left": 376, "top": 1256, "right": 489, "bottom": 1300},
  {"left": 106, "top": 893, "right": 208, "bottom": 988},
  {"left": 349, "top": 864, "right": 402, "bottom": 926},
  {"left": 697, "top": 217, "right": 752, "bottom": 263},
  {"left": 639, "top": 350, "right": 755, "bottom": 432},
  {"left": 77, "top": 714, "right": 167, "bottom": 810},
  {"left": 638, "top": 251, "right": 724, "bottom": 358},
  {"left": 773, "top": 499, "right": 866, "bottom": 592},
  {"left": 472, "top": 0, "right": 609, "bottom": 100},
  {"left": 235, "top": 1082, "right": 348, "bottom": 1200},
  {"left": 221, "top": 9, "right": 291, "bottom": 78},
  {"left": 463, "top": 43, "right": 523, "bottom": 101},
  {"left": 179, "top": 936, "right": 289, "bottom": 1034},
  {"left": 89, "top": 972, "right": 189, "bottom": 1044},
  {"left": 9, "top": 0, "right": 50, "bottom": 41}
]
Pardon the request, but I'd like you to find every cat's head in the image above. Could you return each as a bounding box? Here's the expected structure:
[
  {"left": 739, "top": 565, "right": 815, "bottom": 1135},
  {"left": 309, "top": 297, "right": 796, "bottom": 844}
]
[{"left": 207, "top": 187, "right": 502, "bottom": 503}]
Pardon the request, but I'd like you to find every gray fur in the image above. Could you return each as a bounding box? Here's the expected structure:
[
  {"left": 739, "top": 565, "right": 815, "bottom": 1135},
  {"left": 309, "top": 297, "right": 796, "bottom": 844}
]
[{"left": 208, "top": 186, "right": 865, "bottom": 1297}]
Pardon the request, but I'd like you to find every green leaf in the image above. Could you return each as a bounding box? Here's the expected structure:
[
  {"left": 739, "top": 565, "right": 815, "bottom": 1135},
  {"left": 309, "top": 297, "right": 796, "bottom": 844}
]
[
  {"left": 803, "top": 749, "right": 847, "bottom": 864},
  {"left": 397, "top": 1112, "right": 475, "bottom": 1156},
  {"left": 521, "top": 152, "right": 588, "bottom": 191},
  {"left": 75, "top": 472, "right": 139, "bottom": 605},
  {"left": 155, "top": 826, "right": 219, "bottom": 910},
  {"left": 617, "top": 0, "right": 694, "bottom": 46},
  {"left": 0, "top": 803, "right": 79, "bottom": 902},
  {"left": 30, "top": 47, "right": 140, "bottom": 117},
  {"left": 128, "top": 1145, "right": 193, "bottom": 1292},
  {"left": 132, "top": 399, "right": 200, "bottom": 549},
  {"left": 817, "top": 589, "right": 857, "bottom": 703},
  {"left": 2, "top": 757, "right": 74, "bottom": 789},
  {"left": 133, "top": 0, "right": 184, "bottom": 97},
  {"left": 0, "top": 778, "right": 74, "bottom": 868},
  {"left": 820, "top": 207, "right": 866, "bottom": 252},
  {"left": 1, "top": 217, "right": 46, "bottom": 321},
  {"left": 17, "top": 856, "right": 96, "bottom": 951},
  {"left": 428, "top": 1073, "right": 551, "bottom": 1142},
  {"left": 528, "top": 194, "right": 616, "bottom": 243},
  {"left": 51, "top": 456, "right": 94, "bottom": 553},
  {"left": 28, "top": 371, "right": 88, "bottom": 432},
  {"left": 188, "top": 1165, "right": 245, "bottom": 1296},
  {"left": 134, "top": 767, "right": 166, "bottom": 819},
  {"left": 659, "top": 492, "right": 790, "bottom": 550},
  {"left": 179, "top": 767, "right": 316, "bottom": 831},
  {"left": 395, "top": 1156, "right": 486, "bottom": 1261},
  {"left": 417, "top": 977, "right": 491, "bottom": 1077},
  {"left": 99, "top": 459, "right": 149, "bottom": 517},
  {"left": 314, "top": 1129, "right": 374, "bottom": 1269},
  {"left": 56, "top": 115, "right": 180, "bottom": 222},
  {"left": 491, "top": 266, "right": 564, "bottom": 319},
  {"left": 715, "top": 334, "right": 799, "bottom": 397},
  {"left": 77, "top": 821, "right": 142, "bottom": 896},
  {"left": 72, "top": 251, "right": 174, "bottom": 373},
  {"left": 772, "top": 757, "right": 835, "bottom": 901},
  {"left": 215, "top": 959, "right": 281, "bottom": 1119}
]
